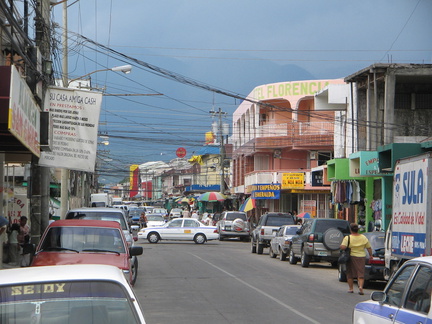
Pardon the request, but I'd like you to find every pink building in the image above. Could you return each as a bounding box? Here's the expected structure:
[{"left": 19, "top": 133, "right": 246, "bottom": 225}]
[{"left": 231, "top": 79, "right": 345, "bottom": 220}]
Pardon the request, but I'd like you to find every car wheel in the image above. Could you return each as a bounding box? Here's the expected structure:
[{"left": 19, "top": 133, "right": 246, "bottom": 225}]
[
  {"left": 194, "top": 233, "right": 206, "bottom": 244},
  {"left": 147, "top": 232, "right": 160, "bottom": 243},
  {"left": 130, "top": 257, "right": 138, "bottom": 286},
  {"left": 300, "top": 248, "right": 310, "bottom": 268},
  {"left": 289, "top": 249, "right": 298, "bottom": 264},
  {"left": 280, "top": 249, "right": 287, "bottom": 261},
  {"left": 269, "top": 245, "right": 277, "bottom": 258},
  {"left": 338, "top": 264, "right": 347, "bottom": 282},
  {"left": 251, "top": 240, "right": 257, "bottom": 253},
  {"left": 257, "top": 243, "right": 264, "bottom": 254}
]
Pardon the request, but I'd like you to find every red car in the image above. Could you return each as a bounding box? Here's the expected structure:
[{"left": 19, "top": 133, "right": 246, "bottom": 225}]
[{"left": 31, "top": 219, "right": 143, "bottom": 285}]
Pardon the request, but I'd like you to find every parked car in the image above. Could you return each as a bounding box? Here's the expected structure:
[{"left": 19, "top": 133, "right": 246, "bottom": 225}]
[
  {"left": 0, "top": 264, "right": 147, "bottom": 323},
  {"left": 353, "top": 256, "right": 432, "bottom": 323},
  {"left": 269, "top": 224, "right": 301, "bottom": 261},
  {"left": 31, "top": 220, "right": 143, "bottom": 285},
  {"left": 217, "top": 211, "right": 250, "bottom": 241},
  {"left": 251, "top": 212, "right": 296, "bottom": 254},
  {"left": 289, "top": 218, "right": 351, "bottom": 267},
  {"left": 169, "top": 208, "right": 183, "bottom": 219},
  {"left": 212, "top": 212, "right": 222, "bottom": 226},
  {"left": 146, "top": 213, "right": 166, "bottom": 227},
  {"left": 65, "top": 208, "right": 140, "bottom": 279},
  {"left": 138, "top": 218, "right": 218, "bottom": 244},
  {"left": 338, "top": 231, "right": 386, "bottom": 286}
]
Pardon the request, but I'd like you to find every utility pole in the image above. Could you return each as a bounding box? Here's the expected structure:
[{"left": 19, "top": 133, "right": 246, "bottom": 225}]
[
  {"left": 60, "top": 1, "right": 69, "bottom": 218},
  {"left": 210, "top": 108, "right": 227, "bottom": 194}
]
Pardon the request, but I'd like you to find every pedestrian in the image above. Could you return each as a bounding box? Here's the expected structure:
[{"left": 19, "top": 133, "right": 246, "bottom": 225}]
[
  {"left": 339, "top": 223, "right": 373, "bottom": 295},
  {"left": 48, "top": 213, "right": 55, "bottom": 225},
  {"left": 139, "top": 211, "right": 147, "bottom": 228},
  {"left": 8, "top": 223, "right": 20, "bottom": 265},
  {"left": 191, "top": 210, "right": 199, "bottom": 220},
  {"left": 17, "top": 216, "right": 31, "bottom": 267},
  {"left": 182, "top": 208, "right": 191, "bottom": 218}
]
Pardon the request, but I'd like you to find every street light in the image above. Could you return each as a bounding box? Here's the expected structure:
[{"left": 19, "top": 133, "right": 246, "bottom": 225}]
[{"left": 67, "top": 64, "right": 132, "bottom": 86}]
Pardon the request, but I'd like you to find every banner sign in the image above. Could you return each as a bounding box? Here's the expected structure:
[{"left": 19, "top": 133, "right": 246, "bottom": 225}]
[
  {"left": 39, "top": 87, "right": 102, "bottom": 172},
  {"left": 8, "top": 66, "right": 41, "bottom": 156},
  {"left": 282, "top": 173, "right": 305, "bottom": 189},
  {"left": 251, "top": 183, "right": 281, "bottom": 199},
  {"left": 130, "top": 165, "right": 140, "bottom": 198}
]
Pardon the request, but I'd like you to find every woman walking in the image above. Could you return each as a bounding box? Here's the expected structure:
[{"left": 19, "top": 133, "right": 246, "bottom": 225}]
[{"left": 340, "top": 223, "right": 373, "bottom": 295}]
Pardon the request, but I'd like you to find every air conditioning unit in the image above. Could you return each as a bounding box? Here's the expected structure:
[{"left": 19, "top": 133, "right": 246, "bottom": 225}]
[{"left": 310, "top": 151, "right": 317, "bottom": 160}]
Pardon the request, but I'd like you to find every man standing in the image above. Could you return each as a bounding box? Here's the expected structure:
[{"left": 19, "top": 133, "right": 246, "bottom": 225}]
[{"left": 17, "top": 216, "right": 30, "bottom": 267}]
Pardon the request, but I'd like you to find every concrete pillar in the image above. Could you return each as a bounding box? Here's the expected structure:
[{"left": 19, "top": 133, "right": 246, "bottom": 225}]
[{"left": 384, "top": 71, "right": 396, "bottom": 144}]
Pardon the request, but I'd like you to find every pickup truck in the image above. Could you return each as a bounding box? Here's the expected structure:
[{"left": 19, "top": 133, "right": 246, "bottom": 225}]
[{"left": 251, "top": 212, "right": 295, "bottom": 254}]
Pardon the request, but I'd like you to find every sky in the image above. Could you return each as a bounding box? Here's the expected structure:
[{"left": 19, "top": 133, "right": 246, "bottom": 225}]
[{"left": 50, "top": 0, "right": 432, "bottom": 184}]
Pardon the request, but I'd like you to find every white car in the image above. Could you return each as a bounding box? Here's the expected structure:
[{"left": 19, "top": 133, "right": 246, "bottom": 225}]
[
  {"left": 138, "top": 218, "right": 218, "bottom": 244},
  {"left": 169, "top": 208, "right": 183, "bottom": 219},
  {"left": 0, "top": 264, "right": 146, "bottom": 323},
  {"left": 146, "top": 213, "right": 166, "bottom": 227},
  {"left": 353, "top": 256, "right": 432, "bottom": 323}
]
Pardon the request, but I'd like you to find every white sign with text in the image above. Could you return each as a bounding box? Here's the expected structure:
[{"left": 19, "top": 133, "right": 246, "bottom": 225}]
[{"left": 39, "top": 87, "right": 102, "bottom": 172}]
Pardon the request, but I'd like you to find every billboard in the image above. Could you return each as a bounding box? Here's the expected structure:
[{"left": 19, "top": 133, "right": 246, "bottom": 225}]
[{"left": 39, "top": 87, "right": 102, "bottom": 172}]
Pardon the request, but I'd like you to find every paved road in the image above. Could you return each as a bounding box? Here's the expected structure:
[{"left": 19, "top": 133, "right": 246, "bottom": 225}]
[{"left": 133, "top": 239, "right": 385, "bottom": 324}]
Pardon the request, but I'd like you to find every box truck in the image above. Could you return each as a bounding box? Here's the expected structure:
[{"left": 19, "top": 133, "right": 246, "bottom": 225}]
[
  {"left": 90, "top": 193, "right": 112, "bottom": 207},
  {"left": 384, "top": 152, "right": 432, "bottom": 279}
]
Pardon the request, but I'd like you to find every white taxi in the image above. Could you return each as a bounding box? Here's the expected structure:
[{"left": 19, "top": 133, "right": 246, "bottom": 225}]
[
  {"left": 353, "top": 256, "right": 432, "bottom": 323},
  {"left": 138, "top": 217, "right": 218, "bottom": 244},
  {"left": 0, "top": 264, "right": 146, "bottom": 323}
]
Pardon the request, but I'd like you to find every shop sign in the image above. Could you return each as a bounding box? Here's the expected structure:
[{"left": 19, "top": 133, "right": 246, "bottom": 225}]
[
  {"left": 301, "top": 200, "right": 317, "bottom": 217},
  {"left": 39, "top": 87, "right": 102, "bottom": 172},
  {"left": 311, "top": 170, "right": 324, "bottom": 186},
  {"left": 8, "top": 66, "right": 40, "bottom": 156},
  {"left": 282, "top": 173, "right": 305, "bottom": 189},
  {"left": 251, "top": 183, "right": 280, "bottom": 199}
]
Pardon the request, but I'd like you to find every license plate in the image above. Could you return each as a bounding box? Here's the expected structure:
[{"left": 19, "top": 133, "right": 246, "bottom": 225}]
[
  {"left": 225, "top": 226, "right": 231, "bottom": 231},
  {"left": 318, "top": 251, "right": 328, "bottom": 256}
]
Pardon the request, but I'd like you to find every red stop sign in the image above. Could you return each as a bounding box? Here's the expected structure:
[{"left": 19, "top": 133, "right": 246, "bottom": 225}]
[{"left": 176, "top": 147, "right": 186, "bottom": 158}]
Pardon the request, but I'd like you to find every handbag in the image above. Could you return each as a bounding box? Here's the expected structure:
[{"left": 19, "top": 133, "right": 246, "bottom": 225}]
[{"left": 338, "top": 235, "right": 351, "bottom": 264}]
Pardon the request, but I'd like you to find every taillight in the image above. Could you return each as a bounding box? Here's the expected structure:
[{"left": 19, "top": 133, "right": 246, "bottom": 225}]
[
  {"left": 308, "top": 234, "right": 315, "bottom": 242},
  {"left": 369, "top": 258, "right": 384, "bottom": 265},
  {"left": 261, "top": 229, "right": 265, "bottom": 235},
  {"left": 214, "top": 229, "right": 218, "bottom": 233}
]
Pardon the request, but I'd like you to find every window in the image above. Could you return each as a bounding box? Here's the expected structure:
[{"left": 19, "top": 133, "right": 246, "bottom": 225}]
[
  {"left": 405, "top": 266, "right": 432, "bottom": 314},
  {"left": 184, "top": 219, "right": 199, "bottom": 228},
  {"left": 385, "top": 264, "right": 416, "bottom": 307}
]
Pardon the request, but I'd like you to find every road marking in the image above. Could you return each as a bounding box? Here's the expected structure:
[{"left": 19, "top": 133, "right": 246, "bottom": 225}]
[{"left": 191, "top": 253, "right": 321, "bottom": 324}]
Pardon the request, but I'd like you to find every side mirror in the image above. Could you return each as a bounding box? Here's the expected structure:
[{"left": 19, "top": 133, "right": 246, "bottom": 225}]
[
  {"left": 371, "top": 291, "right": 386, "bottom": 304},
  {"left": 129, "top": 246, "right": 143, "bottom": 257}
]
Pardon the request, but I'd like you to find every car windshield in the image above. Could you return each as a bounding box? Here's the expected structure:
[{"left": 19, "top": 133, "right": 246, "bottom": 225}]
[
  {"left": 66, "top": 212, "right": 127, "bottom": 231},
  {"left": 147, "top": 215, "right": 164, "bottom": 222},
  {"left": 284, "top": 226, "right": 299, "bottom": 235},
  {"left": 128, "top": 209, "right": 144, "bottom": 217},
  {"left": 266, "top": 216, "right": 294, "bottom": 226},
  {"left": 226, "top": 213, "right": 247, "bottom": 221},
  {"left": 0, "top": 280, "right": 141, "bottom": 323},
  {"left": 315, "top": 220, "right": 350, "bottom": 234},
  {"left": 40, "top": 226, "right": 126, "bottom": 253}
]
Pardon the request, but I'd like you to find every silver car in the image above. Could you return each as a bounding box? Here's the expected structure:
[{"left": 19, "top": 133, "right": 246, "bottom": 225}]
[
  {"left": 217, "top": 211, "right": 250, "bottom": 241},
  {"left": 269, "top": 225, "right": 301, "bottom": 261}
]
